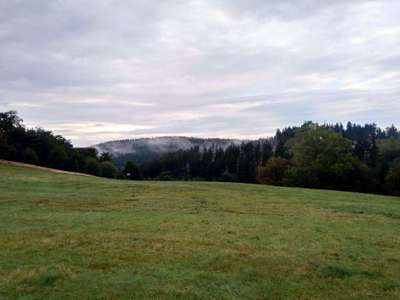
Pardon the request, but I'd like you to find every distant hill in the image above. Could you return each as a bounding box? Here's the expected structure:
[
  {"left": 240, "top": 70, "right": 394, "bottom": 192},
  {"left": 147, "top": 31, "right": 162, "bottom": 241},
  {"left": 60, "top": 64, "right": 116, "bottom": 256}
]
[{"left": 94, "top": 136, "right": 243, "bottom": 166}]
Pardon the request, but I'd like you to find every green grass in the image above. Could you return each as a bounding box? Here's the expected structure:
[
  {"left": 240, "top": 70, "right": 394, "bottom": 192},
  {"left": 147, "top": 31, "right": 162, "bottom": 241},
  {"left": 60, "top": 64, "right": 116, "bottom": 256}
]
[{"left": 1, "top": 162, "right": 400, "bottom": 299}]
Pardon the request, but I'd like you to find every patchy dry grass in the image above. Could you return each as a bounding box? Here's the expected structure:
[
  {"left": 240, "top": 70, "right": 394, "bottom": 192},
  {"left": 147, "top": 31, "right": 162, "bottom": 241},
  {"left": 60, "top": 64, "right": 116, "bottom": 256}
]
[{"left": 1, "top": 161, "right": 400, "bottom": 299}]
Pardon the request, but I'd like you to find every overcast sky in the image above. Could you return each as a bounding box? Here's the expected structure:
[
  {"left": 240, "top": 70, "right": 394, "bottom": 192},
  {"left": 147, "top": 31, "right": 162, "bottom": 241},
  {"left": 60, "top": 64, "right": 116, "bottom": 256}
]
[{"left": 1, "top": 0, "right": 400, "bottom": 146}]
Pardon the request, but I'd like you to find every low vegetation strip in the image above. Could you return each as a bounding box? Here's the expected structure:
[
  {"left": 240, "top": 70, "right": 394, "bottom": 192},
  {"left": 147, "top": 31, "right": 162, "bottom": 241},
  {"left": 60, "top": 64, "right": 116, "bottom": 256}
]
[{"left": 0, "top": 163, "right": 400, "bottom": 299}]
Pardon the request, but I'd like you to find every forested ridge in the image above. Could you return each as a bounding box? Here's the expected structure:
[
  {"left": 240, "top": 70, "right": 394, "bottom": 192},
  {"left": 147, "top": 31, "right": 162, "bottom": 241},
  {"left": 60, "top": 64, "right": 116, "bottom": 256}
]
[
  {"left": 95, "top": 137, "right": 240, "bottom": 167},
  {"left": 1, "top": 111, "right": 399, "bottom": 195}
]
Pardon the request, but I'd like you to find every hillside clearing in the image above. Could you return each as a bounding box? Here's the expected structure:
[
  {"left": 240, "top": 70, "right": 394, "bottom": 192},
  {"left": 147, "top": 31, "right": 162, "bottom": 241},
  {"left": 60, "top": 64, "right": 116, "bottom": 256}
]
[{"left": 0, "top": 161, "right": 399, "bottom": 299}]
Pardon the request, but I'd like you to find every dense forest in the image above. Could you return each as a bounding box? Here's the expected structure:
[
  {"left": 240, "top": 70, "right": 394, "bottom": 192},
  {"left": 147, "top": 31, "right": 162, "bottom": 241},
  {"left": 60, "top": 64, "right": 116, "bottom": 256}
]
[
  {"left": 1, "top": 111, "right": 399, "bottom": 195},
  {"left": 139, "top": 122, "right": 400, "bottom": 196},
  {"left": 0, "top": 111, "right": 121, "bottom": 179}
]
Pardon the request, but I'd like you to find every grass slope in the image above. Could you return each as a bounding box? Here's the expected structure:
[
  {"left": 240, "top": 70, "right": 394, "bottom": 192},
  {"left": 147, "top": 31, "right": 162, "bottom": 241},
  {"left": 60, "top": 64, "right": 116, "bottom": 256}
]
[{"left": 0, "top": 162, "right": 400, "bottom": 299}]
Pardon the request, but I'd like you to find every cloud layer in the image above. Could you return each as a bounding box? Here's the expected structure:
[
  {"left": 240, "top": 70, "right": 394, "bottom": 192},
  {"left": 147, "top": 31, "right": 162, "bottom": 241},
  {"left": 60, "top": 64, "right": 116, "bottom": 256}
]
[{"left": 1, "top": 0, "right": 399, "bottom": 146}]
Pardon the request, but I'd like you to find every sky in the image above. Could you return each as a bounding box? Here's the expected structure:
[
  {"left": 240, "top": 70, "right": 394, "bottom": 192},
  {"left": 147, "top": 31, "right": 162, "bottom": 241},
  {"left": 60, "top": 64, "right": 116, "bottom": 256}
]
[{"left": 1, "top": 0, "right": 400, "bottom": 146}]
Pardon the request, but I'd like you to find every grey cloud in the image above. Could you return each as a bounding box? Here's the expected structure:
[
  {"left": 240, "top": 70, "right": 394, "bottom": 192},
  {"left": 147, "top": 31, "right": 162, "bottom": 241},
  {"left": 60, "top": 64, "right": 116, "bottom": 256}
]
[
  {"left": 0, "top": 0, "right": 399, "bottom": 146},
  {"left": 213, "top": 0, "right": 368, "bottom": 21}
]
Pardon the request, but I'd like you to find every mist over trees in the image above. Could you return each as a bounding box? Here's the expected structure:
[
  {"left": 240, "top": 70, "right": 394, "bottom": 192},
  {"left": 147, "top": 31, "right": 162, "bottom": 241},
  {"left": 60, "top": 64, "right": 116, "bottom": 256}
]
[{"left": 1, "top": 111, "right": 399, "bottom": 195}]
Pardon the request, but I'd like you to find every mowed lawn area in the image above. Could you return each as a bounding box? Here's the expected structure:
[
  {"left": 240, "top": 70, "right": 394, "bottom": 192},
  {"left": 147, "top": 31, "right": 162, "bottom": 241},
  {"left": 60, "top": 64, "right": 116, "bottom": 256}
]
[{"left": 0, "top": 162, "right": 400, "bottom": 299}]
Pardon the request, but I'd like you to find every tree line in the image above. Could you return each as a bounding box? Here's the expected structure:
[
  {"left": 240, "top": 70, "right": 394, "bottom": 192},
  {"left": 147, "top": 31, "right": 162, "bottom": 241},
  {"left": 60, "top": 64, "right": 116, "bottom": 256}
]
[
  {"left": 1, "top": 111, "right": 399, "bottom": 196},
  {"left": 138, "top": 121, "right": 400, "bottom": 196}
]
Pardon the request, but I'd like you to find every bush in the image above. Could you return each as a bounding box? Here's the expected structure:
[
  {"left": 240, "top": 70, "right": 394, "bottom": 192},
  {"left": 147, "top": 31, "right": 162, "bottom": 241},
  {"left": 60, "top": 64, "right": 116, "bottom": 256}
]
[{"left": 283, "top": 125, "right": 372, "bottom": 191}]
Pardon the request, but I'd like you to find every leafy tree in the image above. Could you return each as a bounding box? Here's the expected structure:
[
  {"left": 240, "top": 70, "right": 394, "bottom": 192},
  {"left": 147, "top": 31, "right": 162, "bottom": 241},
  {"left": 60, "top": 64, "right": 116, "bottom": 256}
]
[
  {"left": 0, "top": 111, "right": 23, "bottom": 131},
  {"left": 385, "top": 160, "right": 400, "bottom": 195},
  {"left": 49, "top": 146, "right": 68, "bottom": 169},
  {"left": 257, "top": 157, "right": 289, "bottom": 185},
  {"left": 378, "top": 138, "right": 400, "bottom": 163},
  {"left": 75, "top": 147, "right": 98, "bottom": 159},
  {"left": 85, "top": 158, "right": 101, "bottom": 176},
  {"left": 285, "top": 124, "right": 370, "bottom": 190},
  {"left": 68, "top": 150, "right": 87, "bottom": 172}
]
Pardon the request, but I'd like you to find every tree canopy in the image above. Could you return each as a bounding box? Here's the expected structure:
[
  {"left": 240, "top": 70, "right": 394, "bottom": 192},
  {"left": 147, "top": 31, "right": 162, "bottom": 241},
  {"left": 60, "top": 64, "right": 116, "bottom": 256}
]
[
  {"left": 1, "top": 111, "right": 399, "bottom": 195},
  {"left": 0, "top": 111, "right": 120, "bottom": 179}
]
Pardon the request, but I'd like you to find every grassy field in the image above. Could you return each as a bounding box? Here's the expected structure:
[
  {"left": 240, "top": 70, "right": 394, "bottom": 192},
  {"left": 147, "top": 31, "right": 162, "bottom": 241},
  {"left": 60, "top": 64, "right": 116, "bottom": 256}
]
[{"left": 0, "top": 162, "right": 400, "bottom": 299}]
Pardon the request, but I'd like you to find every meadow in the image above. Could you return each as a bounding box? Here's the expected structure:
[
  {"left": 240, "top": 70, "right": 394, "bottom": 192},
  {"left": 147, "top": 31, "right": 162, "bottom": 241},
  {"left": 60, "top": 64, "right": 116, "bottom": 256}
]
[{"left": 0, "top": 161, "right": 400, "bottom": 299}]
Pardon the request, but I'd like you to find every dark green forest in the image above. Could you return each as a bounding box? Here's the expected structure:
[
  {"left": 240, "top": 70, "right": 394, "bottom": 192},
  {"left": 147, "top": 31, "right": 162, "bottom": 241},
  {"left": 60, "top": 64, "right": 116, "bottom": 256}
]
[
  {"left": 139, "top": 122, "right": 400, "bottom": 196},
  {"left": 1, "top": 111, "right": 399, "bottom": 195},
  {"left": 0, "top": 111, "right": 121, "bottom": 179}
]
